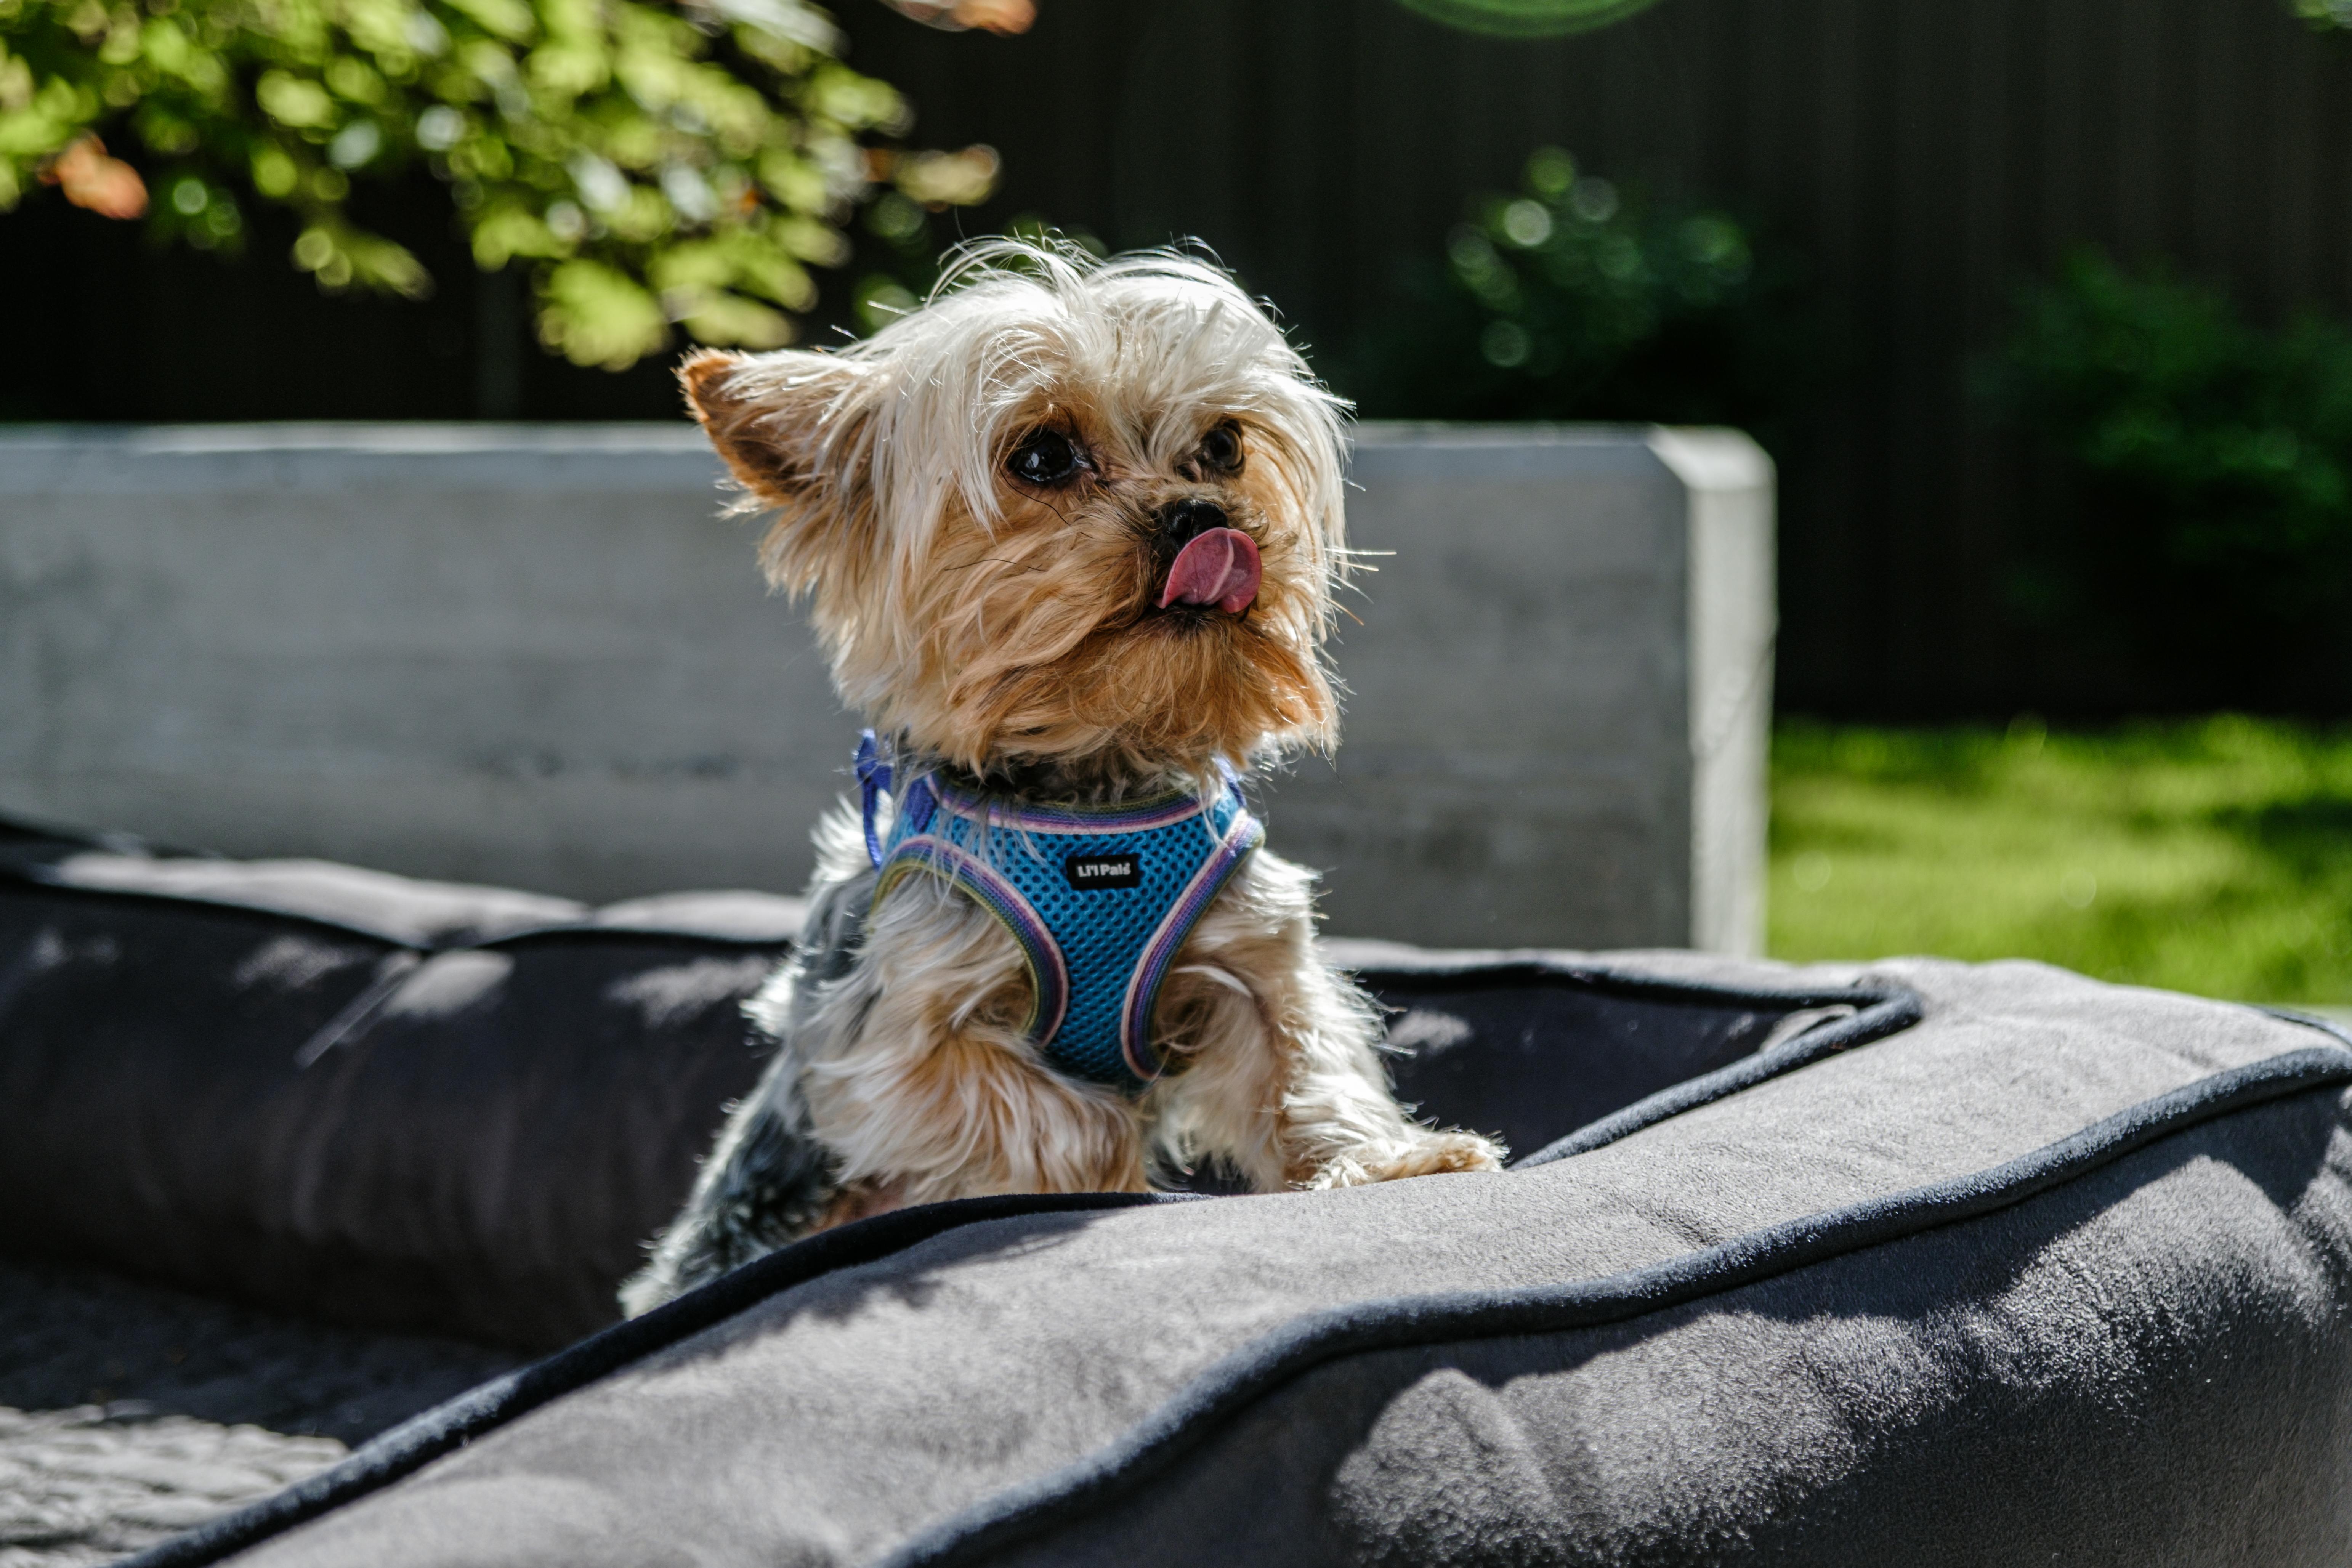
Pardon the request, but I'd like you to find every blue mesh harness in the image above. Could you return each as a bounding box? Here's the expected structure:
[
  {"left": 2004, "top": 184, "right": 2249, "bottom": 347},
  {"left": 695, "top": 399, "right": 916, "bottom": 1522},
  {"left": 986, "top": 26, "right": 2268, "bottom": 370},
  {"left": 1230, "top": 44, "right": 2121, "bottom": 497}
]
[{"left": 853, "top": 733, "right": 1264, "bottom": 1094}]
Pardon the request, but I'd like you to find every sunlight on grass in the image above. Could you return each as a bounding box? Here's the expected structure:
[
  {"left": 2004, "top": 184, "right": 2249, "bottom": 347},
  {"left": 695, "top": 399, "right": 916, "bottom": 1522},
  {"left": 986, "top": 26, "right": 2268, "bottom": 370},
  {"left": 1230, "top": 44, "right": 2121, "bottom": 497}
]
[{"left": 1769, "top": 716, "right": 2352, "bottom": 1002}]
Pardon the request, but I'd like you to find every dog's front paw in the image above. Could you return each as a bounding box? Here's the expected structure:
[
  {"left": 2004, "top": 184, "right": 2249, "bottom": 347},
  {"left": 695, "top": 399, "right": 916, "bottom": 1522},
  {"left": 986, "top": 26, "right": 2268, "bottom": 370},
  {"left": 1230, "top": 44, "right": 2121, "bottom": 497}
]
[
  {"left": 1363, "top": 1129, "right": 1508, "bottom": 1181},
  {"left": 1309, "top": 1129, "right": 1506, "bottom": 1189}
]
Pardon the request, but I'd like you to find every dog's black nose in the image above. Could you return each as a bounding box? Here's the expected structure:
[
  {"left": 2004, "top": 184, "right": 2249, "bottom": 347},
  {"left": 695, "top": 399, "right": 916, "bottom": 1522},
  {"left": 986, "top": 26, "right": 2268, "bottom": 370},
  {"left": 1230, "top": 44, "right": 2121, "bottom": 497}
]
[{"left": 1158, "top": 499, "right": 1228, "bottom": 544}]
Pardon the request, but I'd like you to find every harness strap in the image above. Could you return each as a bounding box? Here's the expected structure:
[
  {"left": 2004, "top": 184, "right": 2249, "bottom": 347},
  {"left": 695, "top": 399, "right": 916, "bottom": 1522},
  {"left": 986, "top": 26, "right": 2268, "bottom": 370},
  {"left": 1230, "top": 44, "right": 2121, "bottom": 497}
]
[
  {"left": 855, "top": 729, "right": 892, "bottom": 869},
  {"left": 1118, "top": 806, "right": 1264, "bottom": 1077},
  {"left": 861, "top": 748, "right": 1260, "bottom": 1095},
  {"left": 871, "top": 777, "right": 1071, "bottom": 1046}
]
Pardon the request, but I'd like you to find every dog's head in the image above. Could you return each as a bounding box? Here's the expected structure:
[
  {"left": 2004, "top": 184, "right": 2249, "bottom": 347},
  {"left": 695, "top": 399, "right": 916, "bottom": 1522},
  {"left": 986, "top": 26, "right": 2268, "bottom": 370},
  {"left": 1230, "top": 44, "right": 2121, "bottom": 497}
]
[{"left": 683, "top": 240, "right": 1349, "bottom": 784}]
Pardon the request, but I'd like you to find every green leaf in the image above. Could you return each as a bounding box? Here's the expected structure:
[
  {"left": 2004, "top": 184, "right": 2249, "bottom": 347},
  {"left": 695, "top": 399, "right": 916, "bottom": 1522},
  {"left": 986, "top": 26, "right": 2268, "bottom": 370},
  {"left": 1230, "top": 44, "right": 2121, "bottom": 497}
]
[
  {"left": 673, "top": 287, "right": 791, "bottom": 348},
  {"left": 256, "top": 71, "right": 337, "bottom": 129},
  {"left": 538, "top": 257, "right": 667, "bottom": 368},
  {"left": 443, "top": 0, "right": 535, "bottom": 44},
  {"left": 1, "top": 0, "right": 965, "bottom": 367}
]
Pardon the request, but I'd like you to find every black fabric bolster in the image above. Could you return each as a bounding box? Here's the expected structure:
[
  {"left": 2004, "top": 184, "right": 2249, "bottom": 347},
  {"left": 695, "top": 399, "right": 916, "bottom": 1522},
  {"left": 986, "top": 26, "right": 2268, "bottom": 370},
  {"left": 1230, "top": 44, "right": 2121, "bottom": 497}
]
[
  {"left": 1517, "top": 983, "right": 1925, "bottom": 1166},
  {"left": 123, "top": 983, "right": 2321, "bottom": 1568},
  {"left": 115, "top": 1191, "right": 1180, "bottom": 1568},
  {"left": 1342, "top": 952, "right": 1900, "bottom": 1014},
  {"left": 878, "top": 1038, "right": 2352, "bottom": 1568},
  {"left": 0, "top": 868, "right": 438, "bottom": 954},
  {"left": 0, "top": 852, "right": 801, "bottom": 954}
]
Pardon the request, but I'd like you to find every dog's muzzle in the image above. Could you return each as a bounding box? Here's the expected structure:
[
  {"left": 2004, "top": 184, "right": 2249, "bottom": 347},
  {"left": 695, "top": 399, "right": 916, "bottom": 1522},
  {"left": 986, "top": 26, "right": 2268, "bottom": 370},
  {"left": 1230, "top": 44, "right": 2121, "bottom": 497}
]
[{"left": 1154, "top": 501, "right": 1260, "bottom": 614}]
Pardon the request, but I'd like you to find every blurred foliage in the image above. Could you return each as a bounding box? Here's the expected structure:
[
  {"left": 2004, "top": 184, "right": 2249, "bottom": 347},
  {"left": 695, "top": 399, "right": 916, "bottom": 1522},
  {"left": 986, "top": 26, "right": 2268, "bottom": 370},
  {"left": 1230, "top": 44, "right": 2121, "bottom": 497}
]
[
  {"left": 1993, "top": 250, "right": 2352, "bottom": 693},
  {"left": 1390, "top": 0, "right": 1661, "bottom": 37},
  {"left": 1350, "top": 146, "right": 1810, "bottom": 443},
  {"left": 1772, "top": 716, "right": 2352, "bottom": 1003},
  {"left": 2294, "top": 0, "right": 2352, "bottom": 27},
  {"left": 0, "top": 0, "right": 1000, "bottom": 367}
]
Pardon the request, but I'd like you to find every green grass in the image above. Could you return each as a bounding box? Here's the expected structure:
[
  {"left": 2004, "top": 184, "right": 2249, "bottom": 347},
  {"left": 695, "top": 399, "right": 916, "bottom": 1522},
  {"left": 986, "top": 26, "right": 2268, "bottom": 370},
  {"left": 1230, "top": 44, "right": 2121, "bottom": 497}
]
[{"left": 1768, "top": 716, "right": 2352, "bottom": 1002}]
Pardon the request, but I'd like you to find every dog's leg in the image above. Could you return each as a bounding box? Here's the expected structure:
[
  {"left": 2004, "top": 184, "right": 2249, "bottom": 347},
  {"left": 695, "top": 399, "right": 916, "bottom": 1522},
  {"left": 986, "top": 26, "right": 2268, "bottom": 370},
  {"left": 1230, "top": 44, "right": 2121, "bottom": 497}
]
[
  {"left": 798, "top": 878, "right": 1150, "bottom": 1204},
  {"left": 1149, "top": 851, "right": 1506, "bottom": 1191},
  {"left": 618, "top": 1037, "right": 839, "bottom": 1317},
  {"left": 620, "top": 834, "right": 873, "bottom": 1318},
  {"left": 1271, "top": 958, "right": 1508, "bottom": 1187}
]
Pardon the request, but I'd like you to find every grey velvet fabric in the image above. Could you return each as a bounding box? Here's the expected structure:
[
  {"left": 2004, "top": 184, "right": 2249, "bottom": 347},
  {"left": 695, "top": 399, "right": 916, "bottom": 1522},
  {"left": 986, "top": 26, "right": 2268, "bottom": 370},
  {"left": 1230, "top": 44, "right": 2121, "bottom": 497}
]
[
  {"left": 199, "top": 958, "right": 2352, "bottom": 1568},
  {"left": 0, "top": 819, "right": 799, "bottom": 1348},
  {"left": 0, "top": 819, "right": 1821, "bottom": 1348}
]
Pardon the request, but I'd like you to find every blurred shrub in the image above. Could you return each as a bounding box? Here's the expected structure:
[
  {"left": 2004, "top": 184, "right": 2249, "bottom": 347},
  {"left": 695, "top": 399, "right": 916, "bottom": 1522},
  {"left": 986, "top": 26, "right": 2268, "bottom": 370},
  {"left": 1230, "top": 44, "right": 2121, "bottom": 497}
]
[
  {"left": 1995, "top": 250, "right": 2352, "bottom": 692},
  {"left": 0, "top": 0, "right": 998, "bottom": 367},
  {"left": 1350, "top": 146, "right": 1809, "bottom": 441}
]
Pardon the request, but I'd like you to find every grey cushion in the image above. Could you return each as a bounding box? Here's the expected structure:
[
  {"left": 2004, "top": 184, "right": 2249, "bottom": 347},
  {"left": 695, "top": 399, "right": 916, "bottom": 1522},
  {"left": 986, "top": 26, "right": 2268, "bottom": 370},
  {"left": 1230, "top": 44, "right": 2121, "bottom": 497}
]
[
  {"left": 125, "top": 953, "right": 2352, "bottom": 1568},
  {"left": 0, "top": 817, "right": 801, "bottom": 1348},
  {"left": 0, "top": 819, "right": 1850, "bottom": 1350}
]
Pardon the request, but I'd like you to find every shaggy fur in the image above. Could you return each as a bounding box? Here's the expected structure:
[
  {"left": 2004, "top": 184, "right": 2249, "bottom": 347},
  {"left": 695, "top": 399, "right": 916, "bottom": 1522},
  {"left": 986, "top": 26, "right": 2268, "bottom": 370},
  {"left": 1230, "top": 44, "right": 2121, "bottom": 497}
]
[{"left": 622, "top": 242, "right": 1504, "bottom": 1316}]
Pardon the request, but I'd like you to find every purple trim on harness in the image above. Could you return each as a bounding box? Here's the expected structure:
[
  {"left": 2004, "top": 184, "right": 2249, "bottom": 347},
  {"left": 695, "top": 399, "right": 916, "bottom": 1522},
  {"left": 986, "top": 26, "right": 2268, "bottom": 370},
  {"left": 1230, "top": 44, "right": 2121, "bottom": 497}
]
[
  {"left": 1117, "top": 805, "right": 1267, "bottom": 1083},
  {"left": 926, "top": 779, "right": 1208, "bottom": 835},
  {"left": 874, "top": 836, "right": 1071, "bottom": 1047}
]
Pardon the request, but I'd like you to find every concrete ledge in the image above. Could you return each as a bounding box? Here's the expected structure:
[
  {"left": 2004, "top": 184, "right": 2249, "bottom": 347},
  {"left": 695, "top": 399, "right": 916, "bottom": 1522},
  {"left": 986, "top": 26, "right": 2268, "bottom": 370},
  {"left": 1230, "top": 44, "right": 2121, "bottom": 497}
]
[
  {"left": 0, "top": 421, "right": 1771, "bottom": 951},
  {"left": 1263, "top": 424, "right": 1773, "bottom": 952}
]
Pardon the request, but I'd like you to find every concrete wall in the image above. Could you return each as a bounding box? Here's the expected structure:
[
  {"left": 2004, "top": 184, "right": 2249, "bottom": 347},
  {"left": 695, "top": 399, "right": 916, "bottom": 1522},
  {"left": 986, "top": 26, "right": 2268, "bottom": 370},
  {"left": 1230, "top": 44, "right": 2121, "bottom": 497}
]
[
  {"left": 1258, "top": 426, "right": 1772, "bottom": 953},
  {"left": 0, "top": 423, "right": 1771, "bottom": 951}
]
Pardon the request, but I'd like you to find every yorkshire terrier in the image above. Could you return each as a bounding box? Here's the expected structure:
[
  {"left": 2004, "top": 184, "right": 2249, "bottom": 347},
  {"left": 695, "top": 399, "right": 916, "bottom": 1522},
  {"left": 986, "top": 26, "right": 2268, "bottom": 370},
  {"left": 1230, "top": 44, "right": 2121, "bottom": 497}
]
[{"left": 621, "top": 241, "right": 1504, "bottom": 1315}]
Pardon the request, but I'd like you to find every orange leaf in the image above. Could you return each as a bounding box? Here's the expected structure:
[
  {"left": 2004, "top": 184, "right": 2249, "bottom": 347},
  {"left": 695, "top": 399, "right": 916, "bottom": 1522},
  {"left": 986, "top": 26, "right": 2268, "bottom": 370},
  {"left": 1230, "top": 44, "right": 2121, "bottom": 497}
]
[{"left": 42, "top": 135, "right": 149, "bottom": 220}]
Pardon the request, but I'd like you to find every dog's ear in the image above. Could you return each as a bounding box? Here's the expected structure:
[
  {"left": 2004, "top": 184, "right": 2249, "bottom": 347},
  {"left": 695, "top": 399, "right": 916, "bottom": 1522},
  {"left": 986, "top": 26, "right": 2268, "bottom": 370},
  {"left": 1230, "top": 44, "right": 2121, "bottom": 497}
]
[
  {"left": 680, "top": 347, "right": 877, "bottom": 596},
  {"left": 680, "top": 347, "right": 871, "bottom": 503}
]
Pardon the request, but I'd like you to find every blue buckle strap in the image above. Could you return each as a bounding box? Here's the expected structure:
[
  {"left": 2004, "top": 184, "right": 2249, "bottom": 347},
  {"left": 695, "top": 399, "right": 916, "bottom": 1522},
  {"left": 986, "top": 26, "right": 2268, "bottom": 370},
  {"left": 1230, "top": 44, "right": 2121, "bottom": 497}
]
[{"left": 855, "top": 729, "right": 893, "bottom": 869}]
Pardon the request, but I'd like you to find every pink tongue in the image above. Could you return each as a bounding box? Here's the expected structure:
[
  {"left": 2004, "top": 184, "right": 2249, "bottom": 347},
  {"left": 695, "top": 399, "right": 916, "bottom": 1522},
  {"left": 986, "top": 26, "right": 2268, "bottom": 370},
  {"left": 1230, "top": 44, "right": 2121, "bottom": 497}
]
[{"left": 1157, "top": 527, "right": 1261, "bottom": 613}]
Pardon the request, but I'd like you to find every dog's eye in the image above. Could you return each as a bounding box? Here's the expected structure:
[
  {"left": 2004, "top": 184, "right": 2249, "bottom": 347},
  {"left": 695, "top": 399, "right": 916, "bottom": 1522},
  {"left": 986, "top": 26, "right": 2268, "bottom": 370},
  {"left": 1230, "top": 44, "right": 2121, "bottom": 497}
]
[
  {"left": 1008, "top": 429, "right": 1086, "bottom": 486},
  {"left": 1197, "top": 422, "right": 1243, "bottom": 474}
]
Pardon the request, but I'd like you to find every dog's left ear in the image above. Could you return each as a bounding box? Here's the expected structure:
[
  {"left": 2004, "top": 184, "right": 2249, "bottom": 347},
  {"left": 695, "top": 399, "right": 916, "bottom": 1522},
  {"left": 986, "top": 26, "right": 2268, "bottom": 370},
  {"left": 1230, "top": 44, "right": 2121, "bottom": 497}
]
[{"left": 681, "top": 346, "right": 878, "bottom": 596}]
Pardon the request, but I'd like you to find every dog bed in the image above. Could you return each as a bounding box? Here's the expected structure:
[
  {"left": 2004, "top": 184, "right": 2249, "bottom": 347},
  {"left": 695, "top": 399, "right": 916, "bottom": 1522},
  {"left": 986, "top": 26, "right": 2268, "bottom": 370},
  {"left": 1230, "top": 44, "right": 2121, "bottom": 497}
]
[
  {"left": 0, "top": 1254, "right": 527, "bottom": 1566},
  {"left": 0, "top": 815, "right": 801, "bottom": 1349},
  {"left": 0, "top": 816, "right": 1871, "bottom": 1349},
  {"left": 5, "top": 821, "right": 2351, "bottom": 1565}
]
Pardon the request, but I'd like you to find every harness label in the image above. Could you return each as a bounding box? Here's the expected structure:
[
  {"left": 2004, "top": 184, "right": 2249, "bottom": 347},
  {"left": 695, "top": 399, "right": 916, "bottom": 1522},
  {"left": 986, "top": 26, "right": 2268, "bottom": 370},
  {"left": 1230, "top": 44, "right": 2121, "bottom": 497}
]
[{"left": 1065, "top": 852, "right": 1141, "bottom": 890}]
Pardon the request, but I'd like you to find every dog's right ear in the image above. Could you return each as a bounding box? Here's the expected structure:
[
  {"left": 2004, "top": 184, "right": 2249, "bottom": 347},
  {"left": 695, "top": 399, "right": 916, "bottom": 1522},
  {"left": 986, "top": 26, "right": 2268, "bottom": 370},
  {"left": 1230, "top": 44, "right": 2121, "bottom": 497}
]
[
  {"left": 681, "top": 346, "right": 875, "bottom": 595},
  {"left": 681, "top": 347, "right": 872, "bottom": 503}
]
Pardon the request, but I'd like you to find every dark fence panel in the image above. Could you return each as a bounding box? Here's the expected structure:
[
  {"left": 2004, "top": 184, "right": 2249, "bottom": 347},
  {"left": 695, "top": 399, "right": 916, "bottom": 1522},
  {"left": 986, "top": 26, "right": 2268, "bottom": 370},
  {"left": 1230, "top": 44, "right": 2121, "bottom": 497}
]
[
  {"left": 6, "top": 0, "right": 2349, "bottom": 715},
  {"left": 842, "top": 0, "right": 2352, "bottom": 717}
]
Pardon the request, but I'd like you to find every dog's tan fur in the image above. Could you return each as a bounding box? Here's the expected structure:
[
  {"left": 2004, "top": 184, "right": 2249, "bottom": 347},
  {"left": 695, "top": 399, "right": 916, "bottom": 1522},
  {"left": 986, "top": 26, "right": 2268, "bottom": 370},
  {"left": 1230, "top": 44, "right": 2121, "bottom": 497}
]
[{"left": 620, "top": 242, "right": 1502, "bottom": 1316}]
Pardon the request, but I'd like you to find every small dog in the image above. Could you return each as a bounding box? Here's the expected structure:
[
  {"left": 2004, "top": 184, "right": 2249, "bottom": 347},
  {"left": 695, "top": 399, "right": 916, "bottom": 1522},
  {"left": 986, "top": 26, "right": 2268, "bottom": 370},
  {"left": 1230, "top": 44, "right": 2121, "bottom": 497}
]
[{"left": 621, "top": 241, "right": 1504, "bottom": 1315}]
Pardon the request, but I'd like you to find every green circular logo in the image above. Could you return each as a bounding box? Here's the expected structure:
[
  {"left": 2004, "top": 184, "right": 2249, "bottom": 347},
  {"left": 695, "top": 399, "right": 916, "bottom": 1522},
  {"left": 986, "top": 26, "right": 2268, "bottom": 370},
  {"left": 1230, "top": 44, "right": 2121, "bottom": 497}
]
[{"left": 1393, "top": 0, "right": 1666, "bottom": 37}]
